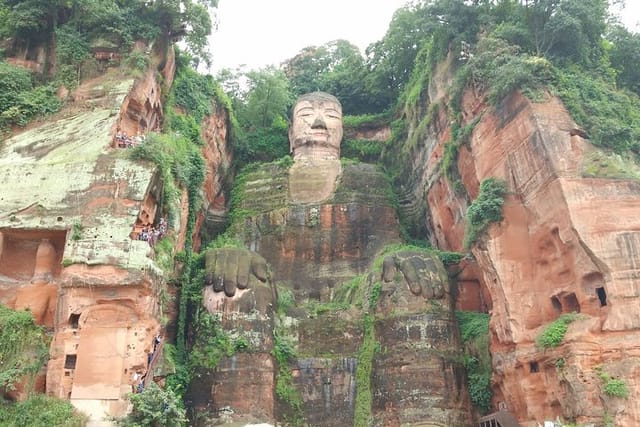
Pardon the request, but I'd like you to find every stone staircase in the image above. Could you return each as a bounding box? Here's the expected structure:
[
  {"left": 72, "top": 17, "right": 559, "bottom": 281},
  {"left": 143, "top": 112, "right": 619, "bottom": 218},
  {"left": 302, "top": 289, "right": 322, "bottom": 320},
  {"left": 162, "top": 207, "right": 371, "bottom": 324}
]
[{"left": 478, "top": 410, "right": 521, "bottom": 427}]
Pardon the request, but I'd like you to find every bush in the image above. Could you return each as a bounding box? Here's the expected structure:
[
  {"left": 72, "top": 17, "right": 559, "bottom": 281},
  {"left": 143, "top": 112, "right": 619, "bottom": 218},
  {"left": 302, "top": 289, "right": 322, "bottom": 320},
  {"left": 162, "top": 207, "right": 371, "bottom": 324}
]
[
  {"left": 0, "top": 61, "right": 61, "bottom": 129},
  {"left": 598, "top": 369, "right": 629, "bottom": 399},
  {"left": 552, "top": 66, "right": 640, "bottom": 154},
  {"left": 467, "top": 37, "right": 552, "bottom": 105},
  {"left": 456, "top": 311, "right": 492, "bottom": 414},
  {"left": 464, "top": 178, "right": 507, "bottom": 249},
  {"left": 0, "top": 305, "right": 49, "bottom": 391},
  {"left": 115, "top": 382, "right": 187, "bottom": 427},
  {"left": 342, "top": 139, "right": 383, "bottom": 163},
  {"left": 537, "top": 313, "right": 580, "bottom": 349},
  {"left": 0, "top": 394, "right": 86, "bottom": 427},
  {"left": 234, "top": 121, "right": 289, "bottom": 164}
]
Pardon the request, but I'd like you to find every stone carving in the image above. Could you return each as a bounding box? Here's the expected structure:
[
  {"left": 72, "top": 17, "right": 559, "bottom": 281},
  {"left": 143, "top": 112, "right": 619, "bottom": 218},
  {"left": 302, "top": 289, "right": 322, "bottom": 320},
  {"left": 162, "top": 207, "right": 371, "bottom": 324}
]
[
  {"left": 32, "top": 238, "right": 56, "bottom": 283},
  {"left": 289, "top": 91, "right": 343, "bottom": 161},
  {"left": 194, "top": 93, "right": 468, "bottom": 426},
  {"left": 381, "top": 250, "right": 446, "bottom": 299},
  {"left": 202, "top": 247, "right": 274, "bottom": 314}
]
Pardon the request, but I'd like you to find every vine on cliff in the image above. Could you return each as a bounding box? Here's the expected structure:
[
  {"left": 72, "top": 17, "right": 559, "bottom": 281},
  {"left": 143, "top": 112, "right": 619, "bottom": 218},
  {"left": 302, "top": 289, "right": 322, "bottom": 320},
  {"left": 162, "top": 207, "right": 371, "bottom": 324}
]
[
  {"left": 0, "top": 304, "right": 49, "bottom": 392},
  {"left": 456, "top": 310, "right": 492, "bottom": 414},
  {"left": 463, "top": 178, "right": 507, "bottom": 249}
]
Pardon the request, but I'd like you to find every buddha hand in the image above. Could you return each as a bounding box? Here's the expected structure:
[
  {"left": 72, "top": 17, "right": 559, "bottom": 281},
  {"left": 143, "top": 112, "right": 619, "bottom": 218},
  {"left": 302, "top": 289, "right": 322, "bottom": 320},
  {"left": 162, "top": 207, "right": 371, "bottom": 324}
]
[
  {"left": 204, "top": 247, "right": 270, "bottom": 297},
  {"left": 381, "top": 251, "right": 446, "bottom": 299}
]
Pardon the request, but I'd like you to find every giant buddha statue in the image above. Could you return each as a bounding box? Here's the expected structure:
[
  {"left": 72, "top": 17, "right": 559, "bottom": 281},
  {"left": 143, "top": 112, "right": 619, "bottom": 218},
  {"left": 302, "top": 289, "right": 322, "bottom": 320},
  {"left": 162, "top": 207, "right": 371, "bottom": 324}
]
[{"left": 189, "top": 92, "right": 471, "bottom": 426}]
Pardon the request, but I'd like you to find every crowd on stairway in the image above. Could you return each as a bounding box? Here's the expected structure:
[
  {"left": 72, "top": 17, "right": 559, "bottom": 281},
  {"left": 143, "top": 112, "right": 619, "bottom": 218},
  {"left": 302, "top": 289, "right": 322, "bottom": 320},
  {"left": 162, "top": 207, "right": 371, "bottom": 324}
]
[
  {"left": 115, "top": 130, "right": 146, "bottom": 148},
  {"left": 136, "top": 217, "right": 167, "bottom": 247}
]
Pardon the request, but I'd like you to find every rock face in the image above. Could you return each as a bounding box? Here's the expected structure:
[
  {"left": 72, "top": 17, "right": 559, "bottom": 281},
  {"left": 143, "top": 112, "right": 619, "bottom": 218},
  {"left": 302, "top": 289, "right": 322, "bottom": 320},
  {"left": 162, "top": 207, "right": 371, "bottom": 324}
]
[
  {"left": 400, "top": 60, "right": 640, "bottom": 425},
  {"left": 0, "top": 66, "right": 163, "bottom": 421},
  {"left": 192, "top": 155, "right": 473, "bottom": 426},
  {"left": 239, "top": 162, "right": 401, "bottom": 299}
]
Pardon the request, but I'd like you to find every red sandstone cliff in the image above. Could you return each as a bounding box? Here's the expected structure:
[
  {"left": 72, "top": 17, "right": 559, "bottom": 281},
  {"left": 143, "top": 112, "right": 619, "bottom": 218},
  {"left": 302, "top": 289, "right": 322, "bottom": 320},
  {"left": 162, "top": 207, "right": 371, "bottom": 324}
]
[{"left": 402, "top": 56, "right": 640, "bottom": 426}]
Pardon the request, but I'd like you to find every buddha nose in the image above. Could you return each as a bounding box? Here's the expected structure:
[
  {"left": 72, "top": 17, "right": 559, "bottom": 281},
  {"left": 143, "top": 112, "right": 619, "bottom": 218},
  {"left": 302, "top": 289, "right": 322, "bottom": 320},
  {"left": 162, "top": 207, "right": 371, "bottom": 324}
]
[{"left": 311, "top": 116, "right": 327, "bottom": 129}]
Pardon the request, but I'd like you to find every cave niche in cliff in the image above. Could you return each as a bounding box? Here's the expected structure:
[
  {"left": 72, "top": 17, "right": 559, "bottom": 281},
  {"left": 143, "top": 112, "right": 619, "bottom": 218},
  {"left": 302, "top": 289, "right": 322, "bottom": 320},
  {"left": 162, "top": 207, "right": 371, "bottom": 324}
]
[
  {"left": 550, "top": 292, "right": 580, "bottom": 314},
  {"left": 596, "top": 287, "right": 607, "bottom": 306},
  {"left": 69, "top": 313, "right": 81, "bottom": 329},
  {"left": 0, "top": 228, "right": 67, "bottom": 281}
]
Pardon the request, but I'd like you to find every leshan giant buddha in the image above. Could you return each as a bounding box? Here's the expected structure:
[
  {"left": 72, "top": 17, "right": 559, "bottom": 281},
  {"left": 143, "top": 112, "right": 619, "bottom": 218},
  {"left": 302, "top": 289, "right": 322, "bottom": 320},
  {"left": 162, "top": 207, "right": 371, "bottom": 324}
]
[{"left": 188, "top": 92, "right": 472, "bottom": 426}]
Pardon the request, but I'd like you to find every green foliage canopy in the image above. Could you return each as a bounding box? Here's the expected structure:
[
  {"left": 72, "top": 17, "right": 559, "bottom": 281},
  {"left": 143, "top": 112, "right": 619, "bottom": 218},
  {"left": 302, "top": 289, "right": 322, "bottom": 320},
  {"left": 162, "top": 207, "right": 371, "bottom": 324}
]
[
  {"left": 0, "top": 304, "right": 49, "bottom": 391},
  {"left": 115, "top": 382, "right": 187, "bottom": 427}
]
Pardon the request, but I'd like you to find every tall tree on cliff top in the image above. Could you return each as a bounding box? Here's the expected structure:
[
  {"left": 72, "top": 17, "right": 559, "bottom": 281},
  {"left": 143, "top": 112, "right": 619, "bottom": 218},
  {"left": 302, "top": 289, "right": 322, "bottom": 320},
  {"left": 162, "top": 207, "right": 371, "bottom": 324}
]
[
  {"left": 520, "top": 0, "right": 609, "bottom": 64},
  {"left": 283, "top": 40, "right": 371, "bottom": 114},
  {"left": 0, "top": 0, "right": 218, "bottom": 66},
  {"left": 240, "top": 66, "right": 292, "bottom": 129}
]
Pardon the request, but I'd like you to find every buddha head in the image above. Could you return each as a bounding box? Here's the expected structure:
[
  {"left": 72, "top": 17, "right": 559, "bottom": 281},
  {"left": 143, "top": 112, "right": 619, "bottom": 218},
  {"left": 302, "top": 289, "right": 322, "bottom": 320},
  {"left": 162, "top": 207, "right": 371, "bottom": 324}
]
[{"left": 289, "top": 92, "right": 343, "bottom": 160}]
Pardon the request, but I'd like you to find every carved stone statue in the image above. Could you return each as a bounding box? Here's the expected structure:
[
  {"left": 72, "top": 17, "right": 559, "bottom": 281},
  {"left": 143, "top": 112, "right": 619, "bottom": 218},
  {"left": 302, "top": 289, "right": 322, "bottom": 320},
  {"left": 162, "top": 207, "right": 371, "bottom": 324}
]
[
  {"left": 289, "top": 91, "right": 343, "bottom": 161},
  {"left": 195, "top": 92, "right": 466, "bottom": 426}
]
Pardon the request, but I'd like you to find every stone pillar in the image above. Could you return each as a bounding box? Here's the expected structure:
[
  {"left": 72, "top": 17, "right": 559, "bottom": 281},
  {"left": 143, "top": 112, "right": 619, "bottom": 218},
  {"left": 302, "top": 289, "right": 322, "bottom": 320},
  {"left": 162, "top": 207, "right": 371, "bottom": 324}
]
[{"left": 33, "top": 238, "right": 56, "bottom": 283}]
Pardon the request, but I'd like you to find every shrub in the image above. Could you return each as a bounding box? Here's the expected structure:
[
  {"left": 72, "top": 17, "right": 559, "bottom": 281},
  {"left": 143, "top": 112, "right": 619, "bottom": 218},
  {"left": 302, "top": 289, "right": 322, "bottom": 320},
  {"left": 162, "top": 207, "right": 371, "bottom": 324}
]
[
  {"left": 536, "top": 313, "right": 581, "bottom": 349},
  {"left": 115, "top": 382, "right": 187, "bottom": 427},
  {"left": 0, "top": 394, "right": 86, "bottom": 427},
  {"left": 464, "top": 178, "right": 507, "bottom": 249},
  {"left": 0, "top": 61, "right": 61, "bottom": 129},
  {"left": 0, "top": 304, "right": 49, "bottom": 391},
  {"left": 189, "top": 311, "right": 250, "bottom": 370},
  {"left": 342, "top": 138, "right": 383, "bottom": 163},
  {"left": 272, "top": 331, "right": 304, "bottom": 425},
  {"left": 456, "top": 311, "right": 492, "bottom": 414},
  {"left": 598, "top": 370, "right": 629, "bottom": 399},
  {"left": 552, "top": 66, "right": 640, "bottom": 154}
]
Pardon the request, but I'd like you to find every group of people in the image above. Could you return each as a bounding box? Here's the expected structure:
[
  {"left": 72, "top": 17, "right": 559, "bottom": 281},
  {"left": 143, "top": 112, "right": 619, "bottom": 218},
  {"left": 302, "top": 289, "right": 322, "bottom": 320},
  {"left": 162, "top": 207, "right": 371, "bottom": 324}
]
[
  {"left": 133, "top": 334, "right": 163, "bottom": 393},
  {"left": 115, "top": 130, "right": 146, "bottom": 148},
  {"left": 137, "top": 217, "right": 167, "bottom": 247}
]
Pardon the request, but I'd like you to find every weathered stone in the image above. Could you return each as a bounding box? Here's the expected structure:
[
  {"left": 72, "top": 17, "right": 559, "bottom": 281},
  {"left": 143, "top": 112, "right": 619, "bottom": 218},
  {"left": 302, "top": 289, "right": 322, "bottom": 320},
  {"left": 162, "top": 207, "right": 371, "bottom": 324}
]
[{"left": 413, "top": 84, "right": 640, "bottom": 425}]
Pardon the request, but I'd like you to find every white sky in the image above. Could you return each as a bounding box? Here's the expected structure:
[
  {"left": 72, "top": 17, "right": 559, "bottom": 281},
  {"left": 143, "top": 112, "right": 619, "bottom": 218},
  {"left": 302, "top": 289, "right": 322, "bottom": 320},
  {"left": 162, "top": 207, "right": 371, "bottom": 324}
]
[
  {"left": 208, "top": 0, "right": 640, "bottom": 74},
  {"left": 208, "top": 0, "right": 410, "bottom": 72}
]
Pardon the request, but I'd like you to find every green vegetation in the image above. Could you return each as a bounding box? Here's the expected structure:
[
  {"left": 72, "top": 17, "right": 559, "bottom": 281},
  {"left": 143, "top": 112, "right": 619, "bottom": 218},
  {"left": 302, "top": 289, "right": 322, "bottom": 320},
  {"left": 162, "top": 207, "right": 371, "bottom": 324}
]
[
  {"left": 354, "top": 314, "right": 375, "bottom": 427},
  {"left": 0, "top": 304, "right": 49, "bottom": 392},
  {"left": 0, "top": 394, "right": 86, "bottom": 427},
  {"left": 464, "top": 178, "right": 507, "bottom": 249},
  {"left": 0, "top": 61, "right": 61, "bottom": 130},
  {"left": 70, "top": 222, "right": 84, "bottom": 241},
  {"left": 342, "top": 139, "right": 383, "bottom": 163},
  {"left": 553, "top": 66, "right": 640, "bottom": 153},
  {"left": 272, "top": 331, "right": 304, "bottom": 426},
  {"left": 456, "top": 310, "right": 492, "bottom": 414},
  {"left": 537, "top": 313, "right": 581, "bottom": 349},
  {"left": 597, "top": 369, "right": 629, "bottom": 399},
  {"left": 115, "top": 382, "right": 187, "bottom": 427},
  {"left": 189, "top": 311, "right": 250, "bottom": 369}
]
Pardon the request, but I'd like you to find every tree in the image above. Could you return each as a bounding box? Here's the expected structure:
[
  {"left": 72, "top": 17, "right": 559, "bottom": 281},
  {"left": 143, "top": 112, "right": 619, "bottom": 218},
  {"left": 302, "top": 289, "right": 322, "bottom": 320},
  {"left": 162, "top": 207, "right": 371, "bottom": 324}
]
[
  {"left": 240, "top": 66, "right": 292, "bottom": 129},
  {"left": 141, "top": 0, "right": 218, "bottom": 66},
  {"left": 283, "top": 40, "right": 373, "bottom": 114},
  {"left": 521, "top": 0, "right": 608, "bottom": 64},
  {"left": 607, "top": 24, "right": 640, "bottom": 95},
  {"left": 115, "top": 382, "right": 188, "bottom": 427}
]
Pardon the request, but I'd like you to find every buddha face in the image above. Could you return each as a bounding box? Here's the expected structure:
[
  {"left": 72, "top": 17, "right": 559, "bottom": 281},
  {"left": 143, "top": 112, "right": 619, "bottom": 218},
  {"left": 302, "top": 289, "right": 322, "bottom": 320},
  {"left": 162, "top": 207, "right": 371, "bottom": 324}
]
[{"left": 289, "top": 92, "right": 343, "bottom": 160}]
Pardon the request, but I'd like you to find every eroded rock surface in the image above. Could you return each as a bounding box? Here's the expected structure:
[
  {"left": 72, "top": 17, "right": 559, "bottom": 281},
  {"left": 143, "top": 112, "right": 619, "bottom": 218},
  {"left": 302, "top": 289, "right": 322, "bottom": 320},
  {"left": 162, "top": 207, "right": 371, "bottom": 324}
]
[{"left": 406, "top": 75, "right": 640, "bottom": 425}]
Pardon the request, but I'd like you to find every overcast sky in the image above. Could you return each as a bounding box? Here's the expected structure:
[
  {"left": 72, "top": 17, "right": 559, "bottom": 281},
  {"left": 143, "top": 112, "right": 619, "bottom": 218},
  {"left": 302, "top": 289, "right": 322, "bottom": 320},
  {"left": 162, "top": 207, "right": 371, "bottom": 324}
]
[{"left": 208, "top": 0, "right": 640, "bottom": 74}]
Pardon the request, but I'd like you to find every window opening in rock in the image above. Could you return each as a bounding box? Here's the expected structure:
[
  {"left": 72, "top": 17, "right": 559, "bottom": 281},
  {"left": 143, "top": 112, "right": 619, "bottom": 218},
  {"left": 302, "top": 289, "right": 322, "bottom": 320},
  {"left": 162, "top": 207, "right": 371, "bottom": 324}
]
[
  {"left": 551, "top": 296, "right": 562, "bottom": 314},
  {"left": 69, "top": 313, "right": 80, "bottom": 329},
  {"left": 529, "top": 361, "right": 539, "bottom": 373},
  {"left": 596, "top": 287, "right": 607, "bottom": 306},
  {"left": 64, "top": 354, "right": 77, "bottom": 369}
]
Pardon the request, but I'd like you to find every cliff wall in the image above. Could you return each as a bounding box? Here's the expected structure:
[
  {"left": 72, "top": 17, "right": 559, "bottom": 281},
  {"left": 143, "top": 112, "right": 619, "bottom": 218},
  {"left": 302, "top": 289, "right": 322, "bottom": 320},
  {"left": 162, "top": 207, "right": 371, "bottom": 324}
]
[
  {"left": 399, "top": 56, "right": 640, "bottom": 426},
  {"left": 0, "top": 50, "right": 233, "bottom": 423}
]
